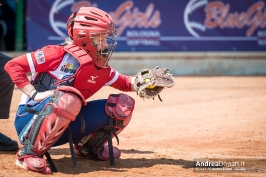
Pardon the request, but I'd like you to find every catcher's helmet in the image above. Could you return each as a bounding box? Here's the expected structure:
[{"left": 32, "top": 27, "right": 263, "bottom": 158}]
[{"left": 66, "top": 7, "right": 117, "bottom": 68}]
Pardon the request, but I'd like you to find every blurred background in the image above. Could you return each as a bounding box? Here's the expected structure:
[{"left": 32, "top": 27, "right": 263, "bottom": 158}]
[{"left": 0, "top": 0, "right": 266, "bottom": 75}]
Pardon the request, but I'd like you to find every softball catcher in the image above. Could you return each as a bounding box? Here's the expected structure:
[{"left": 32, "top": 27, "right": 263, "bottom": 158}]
[{"left": 5, "top": 7, "right": 175, "bottom": 175}]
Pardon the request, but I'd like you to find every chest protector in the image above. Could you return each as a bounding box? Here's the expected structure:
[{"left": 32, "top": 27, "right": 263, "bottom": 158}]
[{"left": 32, "top": 45, "right": 110, "bottom": 100}]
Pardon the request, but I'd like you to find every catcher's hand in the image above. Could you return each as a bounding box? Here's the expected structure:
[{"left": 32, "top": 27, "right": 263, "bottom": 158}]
[{"left": 133, "top": 66, "right": 175, "bottom": 101}]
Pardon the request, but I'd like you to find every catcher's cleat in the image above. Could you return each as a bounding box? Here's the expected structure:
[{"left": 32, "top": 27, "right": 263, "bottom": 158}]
[
  {"left": 74, "top": 144, "right": 86, "bottom": 157},
  {"left": 0, "top": 132, "right": 18, "bottom": 151},
  {"left": 97, "top": 144, "right": 121, "bottom": 161},
  {"left": 74, "top": 144, "right": 121, "bottom": 161},
  {"left": 15, "top": 149, "right": 52, "bottom": 175},
  {"left": 15, "top": 159, "right": 52, "bottom": 175}
]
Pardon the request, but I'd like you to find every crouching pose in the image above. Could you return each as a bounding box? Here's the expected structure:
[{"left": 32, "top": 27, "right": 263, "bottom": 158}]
[{"left": 5, "top": 7, "right": 175, "bottom": 175}]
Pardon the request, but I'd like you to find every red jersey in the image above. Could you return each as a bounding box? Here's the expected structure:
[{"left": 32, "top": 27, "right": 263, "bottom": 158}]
[{"left": 5, "top": 45, "right": 134, "bottom": 105}]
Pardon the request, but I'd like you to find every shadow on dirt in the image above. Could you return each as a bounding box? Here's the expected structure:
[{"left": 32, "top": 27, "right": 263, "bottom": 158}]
[
  {"left": 121, "top": 149, "right": 155, "bottom": 154},
  {"left": 48, "top": 148, "right": 195, "bottom": 175},
  {"left": 0, "top": 151, "right": 17, "bottom": 155}
]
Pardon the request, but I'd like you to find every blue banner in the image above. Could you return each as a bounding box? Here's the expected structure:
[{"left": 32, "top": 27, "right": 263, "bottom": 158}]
[{"left": 26, "top": 0, "right": 266, "bottom": 51}]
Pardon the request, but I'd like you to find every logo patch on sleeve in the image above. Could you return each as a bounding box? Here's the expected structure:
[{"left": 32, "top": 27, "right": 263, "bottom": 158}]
[{"left": 35, "top": 51, "right": 46, "bottom": 64}]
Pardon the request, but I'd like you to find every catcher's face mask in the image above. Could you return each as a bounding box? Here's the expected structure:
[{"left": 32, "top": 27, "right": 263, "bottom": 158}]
[{"left": 90, "top": 32, "right": 117, "bottom": 68}]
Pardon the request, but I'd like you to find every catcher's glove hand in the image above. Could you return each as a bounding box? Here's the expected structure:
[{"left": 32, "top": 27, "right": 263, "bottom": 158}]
[{"left": 133, "top": 66, "right": 175, "bottom": 101}]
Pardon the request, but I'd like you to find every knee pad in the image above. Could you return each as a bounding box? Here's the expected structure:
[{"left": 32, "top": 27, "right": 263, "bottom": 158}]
[{"left": 105, "top": 93, "right": 135, "bottom": 134}]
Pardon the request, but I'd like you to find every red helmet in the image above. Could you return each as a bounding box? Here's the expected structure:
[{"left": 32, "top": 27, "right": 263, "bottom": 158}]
[{"left": 66, "top": 7, "right": 117, "bottom": 68}]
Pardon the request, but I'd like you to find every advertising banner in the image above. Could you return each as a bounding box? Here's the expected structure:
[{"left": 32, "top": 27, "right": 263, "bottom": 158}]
[{"left": 26, "top": 0, "right": 266, "bottom": 51}]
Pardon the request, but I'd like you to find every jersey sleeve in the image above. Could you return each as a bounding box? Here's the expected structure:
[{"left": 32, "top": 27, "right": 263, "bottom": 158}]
[
  {"left": 104, "top": 67, "right": 134, "bottom": 92},
  {"left": 27, "top": 45, "right": 66, "bottom": 72},
  {"left": 4, "top": 45, "right": 65, "bottom": 88}
]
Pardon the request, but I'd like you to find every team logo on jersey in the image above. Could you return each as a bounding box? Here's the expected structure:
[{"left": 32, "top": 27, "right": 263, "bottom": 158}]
[
  {"left": 87, "top": 76, "right": 98, "bottom": 84},
  {"left": 35, "top": 51, "right": 46, "bottom": 64},
  {"left": 60, "top": 63, "right": 76, "bottom": 74}
]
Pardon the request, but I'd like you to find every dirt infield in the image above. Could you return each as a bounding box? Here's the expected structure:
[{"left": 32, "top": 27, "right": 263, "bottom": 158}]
[{"left": 0, "top": 76, "right": 265, "bottom": 177}]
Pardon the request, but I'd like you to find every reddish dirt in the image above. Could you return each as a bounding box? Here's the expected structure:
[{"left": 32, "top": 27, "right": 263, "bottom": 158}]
[{"left": 0, "top": 76, "right": 266, "bottom": 177}]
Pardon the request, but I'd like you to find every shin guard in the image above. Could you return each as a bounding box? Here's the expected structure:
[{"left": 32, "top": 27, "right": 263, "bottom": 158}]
[
  {"left": 77, "top": 93, "right": 135, "bottom": 163},
  {"left": 17, "top": 86, "right": 85, "bottom": 172}
]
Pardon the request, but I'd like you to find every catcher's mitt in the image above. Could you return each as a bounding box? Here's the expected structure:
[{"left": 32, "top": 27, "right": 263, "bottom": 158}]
[{"left": 133, "top": 66, "right": 175, "bottom": 101}]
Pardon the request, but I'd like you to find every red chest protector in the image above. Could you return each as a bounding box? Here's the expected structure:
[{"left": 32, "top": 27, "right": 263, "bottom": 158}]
[{"left": 63, "top": 45, "right": 111, "bottom": 99}]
